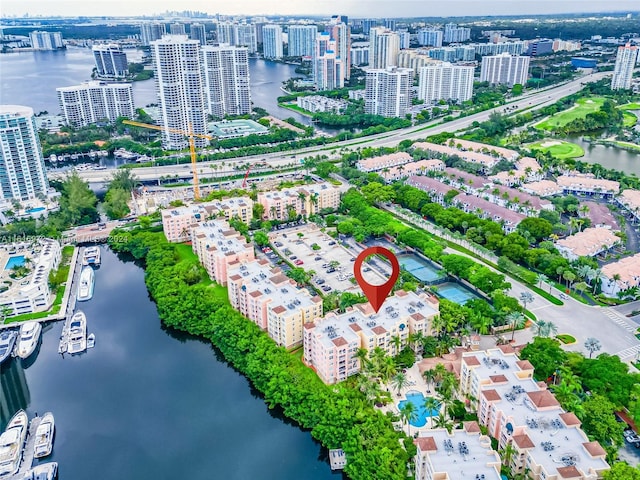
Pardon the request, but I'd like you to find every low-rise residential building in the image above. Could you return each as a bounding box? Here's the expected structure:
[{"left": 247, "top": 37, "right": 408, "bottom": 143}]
[
  {"left": 161, "top": 197, "right": 254, "bottom": 242},
  {"left": 356, "top": 152, "right": 413, "bottom": 173},
  {"left": 600, "top": 252, "right": 640, "bottom": 297},
  {"left": 460, "top": 349, "right": 610, "bottom": 480},
  {"left": 190, "top": 219, "right": 255, "bottom": 285},
  {"left": 616, "top": 189, "right": 640, "bottom": 223},
  {"left": 555, "top": 227, "right": 620, "bottom": 261},
  {"left": 414, "top": 423, "right": 502, "bottom": 480},
  {"left": 521, "top": 180, "right": 563, "bottom": 197},
  {"left": 406, "top": 175, "right": 460, "bottom": 205},
  {"left": 412, "top": 142, "right": 501, "bottom": 173},
  {"left": 443, "top": 168, "right": 487, "bottom": 193},
  {"left": 304, "top": 290, "right": 439, "bottom": 384},
  {"left": 381, "top": 159, "right": 445, "bottom": 182},
  {"left": 579, "top": 201, "right": 620, "bottom": 231},
  {"left": 257, "top": 182, "right": 341, "bottom": 221},
  {"left": 448, "top": 140, "right": 520, "bottom": 162},
  {"left": 557, "top": 174, "right": 620, "bottom": 198},
  {"left": 488, "top": 157, "right": 543, "bottom": 186},
  {"left": 0, "top": 240, "right": 61, "bottom": 317},
  {"left": 454, "top": 194, "right": 526, "bottom": 233},
  {"left": 483, "top": 184, "right": 553, "bottom": 215},
  {"left": 227, "top": 259, "right": 322, "bottom": 348},
  {"left": 296, "top": 95, "right": 349, "bottom": 113}
]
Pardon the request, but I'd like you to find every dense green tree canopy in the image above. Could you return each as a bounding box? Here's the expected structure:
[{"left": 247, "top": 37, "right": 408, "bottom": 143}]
[{"left": 519, "top": 337, "right": 567, "bottom": 381}]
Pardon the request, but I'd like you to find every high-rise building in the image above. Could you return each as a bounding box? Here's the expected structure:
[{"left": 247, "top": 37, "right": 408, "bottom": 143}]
[
  {"left": 418, "top": 62, "right": 474, "bottom": 104},
  {"left": 398, "top": 31, "right": 411, "bottom": 50},
  {"left": 92, "top": 44, "right": 129, "bottom": 79},
  {"left": 364, "top": 67, "right": 413, "bottom": 117},
  {"left": 57, "top": 82, "right": 135, "bottom": 127},
  {"left": 140, "top": 22, "right": 166, "bottom": 46},
  {"left": 216, "top": 22, "right": 257, "bottom": 53},
  {"left": 262, "top": 25, "right": 283, "bottom": 59},
  {"left": 151, "top": 35, "right": 208, "bottom": 150},
  {"left": 417, "top": 29, "right": 443, "bottom": 47},
  {"left": 369, "top": 27, "right": 400, "bottom": 69},
  {"left": 217, "top": 22, "right": 235, "bottom": 44},
  {"left": 29, "top": 31, "right": 63, "bottom": 50},
  {"left": 170, "top": 23, "right": 186, "bottom": 35},
  {"left": 611, "top": 43, "right": 638, "bottom": 90},
  {"left": 350, "top": 45, "right": 369, "bottom": 66},
  {"left": 202, "top": 44, "right": 252, "bottom": 119},
  {"left": 480, "top": 53, "right": 530, "bottom": 87},
  {"left": 314, "top": 49, "right": 344, "bottom": 91},
  {"left": 362, "top": 19, "right": 379, "bottom": 36},
  {"left": 527, "top": 38, "right": 553, "bottom": 57},
  {"left": 0, "top": 106, "right": 50, "bottom": 203},
  {"left": 190, "top": 23, "right": 206, "bottom": 46},
  {"left": 384, "top": 19, "right": 397, "bottom": 31},
  {"left": 254, "top": 22, "right": 266, "bottom": 45},
  {"left": 443, "top": 23, "right": 471, "bottom": 43},
  {"left": 329, "top": 16, "right": 351, "bottom": 80},
  {"left": 288, "top": 25, "right": 317, "bottom": 57}
]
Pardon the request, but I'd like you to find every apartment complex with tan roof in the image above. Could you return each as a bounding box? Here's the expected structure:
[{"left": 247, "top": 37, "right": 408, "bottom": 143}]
[
  {"left": 356, "top": 152, "right": 413, "bottom": 172},
  {"left": 616, "top": 188, "right": 640, "bottom": 223},
  {"left": 601, "top": 252, "right": 640, "bottom": 297},
  {"left": 555, "top": 227, "right": 620, "bottom": 261},
  {"left": 406, "top": 175, "right": 460, "bottom": 204},
  {"left": 557, "top": 174, "right": 620, "bottom": 198},
  {"left": 521, "top": 180, "right": 563, "bottom": 197},
  {"left": 227, "top": 259, "right": 322, "bottom": 349},
  {"left": 483, "top": 184, "right": 553, "bottom": 214},
  {"left": 257, "top": 182, "right": 340, "bottom": 221},
  {"left": 488, "top": 157, "right": 543, "bottom": 186},
  {"left": 381, "top": 159, "right": 445, "bottom": 182},
  {"left": 190, "top": 219, "right": 255, "bottom": 285},
  {"left": 454, "top": 194, "right": 526, "bottom": 233},
  {"left": 412, "top": 142, "right": 500, "bottom": 172},
  {"left": 460, "top": 349, "right": 609, "bottom": 480},
  {"left": 447, "top": 139, "right": 519, "bottom": 161},
  {"left": 414, "top": 423, "right": 502, "bottom": 480},
  {"left": 579, "top": 201, "right": 620, "bottom": 231},
  {"left": 303, "top": 290, "right": 439, "bottom": 384}
]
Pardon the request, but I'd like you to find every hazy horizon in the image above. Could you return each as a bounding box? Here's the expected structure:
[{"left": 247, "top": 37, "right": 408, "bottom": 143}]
[{"left": 2, "top": 0, "right": 639, "bottom": 19}]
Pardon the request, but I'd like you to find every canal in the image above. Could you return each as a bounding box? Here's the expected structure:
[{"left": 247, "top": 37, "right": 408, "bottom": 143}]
[{"left": 0, "top": 246, "right": 340, "bottom": 480}]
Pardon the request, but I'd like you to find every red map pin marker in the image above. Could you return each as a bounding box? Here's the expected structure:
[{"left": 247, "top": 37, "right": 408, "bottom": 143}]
[{"left": 354, "top": 246, "right": 400, "bottom": 313}]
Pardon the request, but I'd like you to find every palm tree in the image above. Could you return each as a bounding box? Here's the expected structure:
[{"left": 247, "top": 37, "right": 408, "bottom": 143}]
[
  {"left": 506, "top": 312, "right": 526, "bottom": 342},
  {"left": 423, "top": 369, "right": 436, "bottom": 393},
  {"left": 432, "top": 414, "right": 453, "bottom": 433},
  {"left": 584, "top": 337, "right": 601, "bottom": 359},
  {"left": 536, "top": 273, "right": 548, "bottom": 289},
  {"left": 563, "top": 271, "right": 576, "bottom": 290},
  {"left": 391, "top": 372, "right": 409, "bottom": 396},
  {"left": 355, "top": 348, "right": 370, "bottom": 371},
  {"left": 501, "top": 442, "right": 518, "bottom": 470},
  {"left": 424, "top": 397, "right": 441, "bottom": 428},
  {"left": 390, "top": 335, "right": 402, "bottom": 355},
  {"left": 380, "top": 355, "right": 397, "bottom": 383},
  {"left": 589, "top": 269, "right": 605, "bottom": 293},
  {"left": 0, "top": 305, "right": 13, "bottom": 323},
  {"left": 399, "top": 401, "right": 418, "bottom": 436},
  {"left": 519, "top": 291, "right": 534, "bottom": 312}
]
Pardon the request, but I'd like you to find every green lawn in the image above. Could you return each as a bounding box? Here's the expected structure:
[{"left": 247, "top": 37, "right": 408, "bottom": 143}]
[
  {"left": 556, "top": 334, "right": 576, "bottom": 345},
  {"left": 535, "top": 97, "right": 606, "bottom": 130},
  {"left": 175, "top": 243, "right": 197, "bottom": 262},
  {"left": 175, "top": 243, "right": 230, "bottom": 303},
  {"left": 623, "top": 112, "right": 638, "bottom": 127},
  {"left": 618, "top": 102, "right": 640, "bottom": 110},
  {"left": 277, "top": 102, "right": 313, "bottom": 117},
  {"left": 613, "top": 140, "right": 640, "bottom": 152},
  {"left": 527, "top": 139, "right": 585, "bottom": 159}
]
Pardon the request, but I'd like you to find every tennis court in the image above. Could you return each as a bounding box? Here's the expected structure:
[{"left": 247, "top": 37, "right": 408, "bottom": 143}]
[
  {"left": 398, "top": 254, "right": 442, "bottom": 283},
  {"left": 436, "top": 282, "right": 479, "bottom": 304}
]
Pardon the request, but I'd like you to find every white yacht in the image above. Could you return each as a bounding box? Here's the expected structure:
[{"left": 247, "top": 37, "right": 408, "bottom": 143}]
[
  {"left": 82, "top": 246, "right": 101, "bottom": 266},
  {"left": 33, "top": 412, "right": 55, "bottom": 458},
  {"left": 21, "top": 462, "right": 58, "bottom": 480},
  {"left": 16, "top": 321, "right": 42, "bottom": 359},
  {"left": 77, "top": 267, "right": 95, "bottom": 302},
  {"left": 0, "top": 330, "right": 18, "bottom": 364},
  {"left": 0, "top": 410, "right": 28, "bottom": 477},
  {"left": 67, "top": 311, "right": 87, "bottom": 355}
]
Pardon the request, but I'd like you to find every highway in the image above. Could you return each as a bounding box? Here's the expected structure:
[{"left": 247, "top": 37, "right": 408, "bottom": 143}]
[{"left": 50, "top": 72, "right": 610, "bottom": 184}]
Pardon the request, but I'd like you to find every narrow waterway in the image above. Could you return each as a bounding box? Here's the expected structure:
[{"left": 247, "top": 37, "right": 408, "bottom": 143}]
[
  {"left": 567, "top": 134, "right": 640, "bottom": 176},
  {"left": 0, "top": 246, "right": 341, "bottom": 480}
]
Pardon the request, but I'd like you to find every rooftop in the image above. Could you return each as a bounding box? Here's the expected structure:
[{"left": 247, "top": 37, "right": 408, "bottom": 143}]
[
  {"left": 192, "top": 221, "right": 250, "bottom": 256},
  {"left": 356, "top": 152, "right": 412, "bottom": 172},
  {"left": 521, "top": 180, "right": 563, "bottom": 197},
  {"left": 601, "top": 252, "right": 640, "bottom": 285},
  {"left": 455, "top": 194, "right": 527, "bottom": 226},
  {"left": 580, "top": 201, "right": 620, "bottom": 231},
  {"left": 555, "top": 227, "right": 620, "bottom": 257},
  {"left": 557, "top": 174, "right": 620, "bottom": 194},
  {"left": 618, "top": 189, "right": 640, "bottom": 210}
]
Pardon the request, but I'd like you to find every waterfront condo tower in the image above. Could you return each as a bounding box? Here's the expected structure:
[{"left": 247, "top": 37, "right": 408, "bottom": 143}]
[
  {"left": 262, "top": 25, "right": 284, "bottom": 60},
  {"left": 480, "top": 53, "right": 530, "bottom": 87},
  {"left": 140, "top": 22, "right": 166, "bottom": 46},
  {"left": 418, "top": 62, "right": 474, "bottom": 105},
  {"left": 151, "top": 35, "right": 208, "bottom": 150},
  {"left": 92, "top": 44, "right": 129, "bottom": 79},
  {"left": 57, "top": 81, "right": 135, "bottom": 127},
  {"left": 0, "top": 105, "right": 50, "bottom": 204},
  {"left": 201, "top": 44, "right": 252, "bottom": 120},
  {"left": 611, "top": 43, "right": 639, "bottom": 90},
  {"left": 364, "top": 67, "right": 413, "bottom": 117},
  {"left": 368, "top": 27, "right": 400, "bottom": 70},
  {"left": 190, "top": 23, "right": 207, "bottom": 46},
  {"left": 287, "top": 25, "right": 317, "bottom": 57},
  {"left": 29, "top": 31, "right": 63, "bottom": 50}
]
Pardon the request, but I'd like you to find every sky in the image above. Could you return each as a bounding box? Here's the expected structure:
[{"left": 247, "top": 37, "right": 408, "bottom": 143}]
[{"left": 1, "top": 0, "right": 639, "bottom": 18}]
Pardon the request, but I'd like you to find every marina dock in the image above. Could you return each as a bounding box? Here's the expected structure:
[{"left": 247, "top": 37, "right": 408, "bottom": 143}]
[
  {"left": 8, "top": 416, "right": 42, "bottom": 480},
  {"left": 58, "top": 246, "right": 84, "bottom": 354}
]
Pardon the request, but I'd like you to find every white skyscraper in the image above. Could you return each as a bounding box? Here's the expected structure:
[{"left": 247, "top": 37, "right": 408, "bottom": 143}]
[
  {"left": 288, "top": 25, "right": 317, "bottom": 57},
  {"left": 92, "top": 44, "right": 129, "bottom": 79},
  {"left": 151, "top": 35, "right": 208, "bottom": 150},
  {"left": 611, "top": 43, "right": 638, "bottom": 90},
  {"left": 217, "top": 22, "right": 235, "bottom": 45},
  {"left": 443, "top": 23, "right": 471, "bottom": 43},
  {"left": 262, "top": 25, "right": 283, "bottom": 59},
  {"left": 418, "top": 62, "right": 474, "bottom": 104},
  {"left": 417, "top": 29, "right": 443, "bottom": 47},
  {"left": 29, "top": 31, "right": 63, "bottom": 50},
  {"left": 140, "top": 23, "right": 166, "bottom": 46},
  {"left": 369, "top": 27, "right": 400, "bottom": 69},
  {"left": 190, "top": 23, "right": 206, "bottom": 46},
  {"left": 329, "top": 16, "right": 351, "bottom": 80},
  {"left": 364, "top": 67, "right": 413, "bottom": 117},
  {"left": 398, "top": 31, "right": 411, "bottom": 50},
  {"left": 0, "top": 106, "right": 49, "bottom": 203},
  {"left": 216, "top": 22, "right": 257, "bottom": 53},
  {"left": 57, "top": 82, "right": 135, "bottom": 127},
  {"left": 170, "top": 23, "right": 186, "bottom": 35},
  {"left": 202, "top": 44, "right": 252, "bottom": 119},
  {"left": 480, "top": 53, "right": 530, "bottom": 87}
]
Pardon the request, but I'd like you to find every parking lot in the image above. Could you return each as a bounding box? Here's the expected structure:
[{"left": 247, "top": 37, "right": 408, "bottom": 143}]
[{"left": 268, "top": 224, "right": 386, "bottom": 294}]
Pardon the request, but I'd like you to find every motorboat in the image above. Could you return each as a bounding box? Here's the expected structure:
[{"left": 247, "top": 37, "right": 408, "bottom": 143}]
[
  {"left": 77, "top": 267, "right": 95, "bottom": 302},
  {"left": 20, "top": 462, "right": 58, "bottom": 480},
  {"left": 16, "top": 321, "right": 42, "bottom": 359},
  {"left": 33, "top": 412, "right": 55, "bottom": 458},
  {"left": 87, "top": 333, "right": 96, "bottom": 349},
  {"left": 0, "top": 409, "right": 28, "bottom": 477},
  {"left": 0, "top": 330, "right": 18, "bottom": 364},
  {"left": 67, "top": 311, "right": 87, "bottom": 355},
  {"left": 82, "top": 246, "right": 101, "bottom": 266}
]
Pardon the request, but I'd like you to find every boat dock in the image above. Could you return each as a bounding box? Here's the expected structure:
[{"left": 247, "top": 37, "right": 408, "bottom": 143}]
[
  {"left": 58, "top": 246, "right": 85, "bottom": 354},
  {"left": 8, "top": 416, "right": 42, "bottom": 480}
]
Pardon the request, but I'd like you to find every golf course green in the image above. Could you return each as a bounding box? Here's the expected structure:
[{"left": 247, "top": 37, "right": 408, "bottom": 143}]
[
  {"left": 528, "top": 140, "right": 585, "bottom": 159},
  {"left": 535, "top": 97, "right": 606, "bottom": 130}
]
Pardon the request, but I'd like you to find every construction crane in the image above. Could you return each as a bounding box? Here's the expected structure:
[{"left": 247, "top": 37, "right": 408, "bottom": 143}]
[
  {"left": 122, "top": 119, "right": 215, "bottom": 200},
  {"left": 242, "top": 165, "right": 252, "bottom": 189}
]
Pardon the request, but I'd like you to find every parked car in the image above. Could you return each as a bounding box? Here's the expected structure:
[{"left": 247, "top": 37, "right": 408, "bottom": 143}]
[
  {"left": 364, "top": 267, "right": 371, "bottom": 272},
  {"left": 316, "top": 279, "right": 325, "bottom": 285},
  {"left": 274, "top": 242, "right": 283, "bottom": 247},
  {"left": 290, "top": 255, "right": 297, "bottom": 260},
  {"left": 294, "top": 260, "right": 304, "bottom": 265},
  {"left": 326, "top": 268, "right": 336, "bottom": 273},
  {"left": 322, "top": 286, "right": 332, "bottom": 292},
  {"left": 328, "top": 241, "right": 336, "bottom": 245},
  {"left": 314, "top": 256, "right": 322, "bottom": 261}
]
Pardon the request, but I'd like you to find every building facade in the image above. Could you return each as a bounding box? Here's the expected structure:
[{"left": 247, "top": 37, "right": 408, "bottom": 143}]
[
  {"left": 443, "top": 23, "right": 471, "bottom": 43},
  {"left": 57, "top": 81, "right": 135, "bottom": 127},
  {"left": 417, "top": 62, "right": 474, "bottom": 104},
  {"left": 328, "top": 16, "right": 351, "bottom": 80},
  {"left": 364, "top": 67, "right": 413, "bottom": 117},
  {"left": 288, "top": 25, "right": 318, "bottom": 57},
  {"left": 140, "top": 22, "right": 166, "bottom": 46},
  {"left": 201, "top": 44, "right": 252, "bottom": 119},
  {"left": 611, "top": 43, "right": 639, "bottom": 90},
  {"left": 417, "top": 29, "right": 443, "bottom": 47},
  {"left": 92, "top": 44, "right": 128, "bottom": 79},
  {"left": 151, "top": 35, "right": 208, "bottom": 150},
  {"left": 189, "top": 23, "right": 206, "bottom": 46},
  {"left": 257, "top": 182, "right": 340, "bottom": 221},
  {"left": 29, "top": 31, "right": 63, "bottom": 50},
  {"left": 480, "top": 53, "right": 530, "bottom": 87},
  {"left": 262, "top": 25, "right": 283, "bottom": 59},
  {"left": 369, "top": 27, "right": 400, "bottom": 69},
  {"left": 0, "top": 106, "right": 50, "bottom": 204}
]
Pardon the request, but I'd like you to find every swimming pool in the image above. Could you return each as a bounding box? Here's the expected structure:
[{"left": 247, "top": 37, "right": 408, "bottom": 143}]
[
  {"left": 25, "top": 207, "right": 46, "bottom": 214},
  {"left": 4, "top": 255, "right": 26, "bottom": 270},
  {"left": 397, "top": 391, "right": 440, "bottom": 427},
  {"left": 398, "top": 254, "right": 443, "bottom": 283},
  {"left": 435, "top": 282, "right": 480, "bottom": 305}
]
